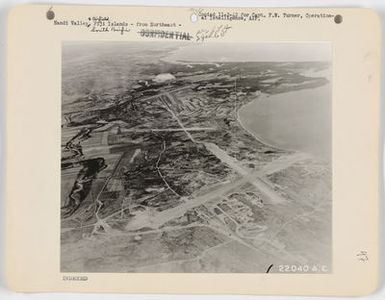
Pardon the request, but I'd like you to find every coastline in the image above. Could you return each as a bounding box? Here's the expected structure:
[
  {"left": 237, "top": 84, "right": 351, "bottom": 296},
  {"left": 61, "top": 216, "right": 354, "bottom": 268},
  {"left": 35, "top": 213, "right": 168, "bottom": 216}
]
[
  {"left": 236, "top": 93, "right": 293, "bottom": 154},
  {"left": 237, "top": 84, "right": 331, "bottom": 160}
]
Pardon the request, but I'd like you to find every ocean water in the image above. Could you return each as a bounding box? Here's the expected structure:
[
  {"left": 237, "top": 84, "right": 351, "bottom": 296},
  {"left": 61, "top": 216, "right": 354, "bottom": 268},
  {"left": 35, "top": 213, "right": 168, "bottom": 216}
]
[{"left": 238, "top": 84, "right": 331, "bottom": 160}]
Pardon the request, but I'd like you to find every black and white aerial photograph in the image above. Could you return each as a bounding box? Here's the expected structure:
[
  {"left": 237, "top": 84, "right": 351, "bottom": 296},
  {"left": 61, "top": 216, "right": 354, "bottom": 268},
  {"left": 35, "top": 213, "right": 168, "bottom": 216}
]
[{"left": 60, "top": 41, "right": 332, "bottom": 273}]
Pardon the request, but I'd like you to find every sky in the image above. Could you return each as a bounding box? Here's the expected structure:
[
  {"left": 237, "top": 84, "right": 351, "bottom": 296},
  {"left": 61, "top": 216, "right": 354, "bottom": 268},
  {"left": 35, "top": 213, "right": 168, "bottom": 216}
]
[{"left": 166, "top": 42, "right": 332, "bottom": 62}]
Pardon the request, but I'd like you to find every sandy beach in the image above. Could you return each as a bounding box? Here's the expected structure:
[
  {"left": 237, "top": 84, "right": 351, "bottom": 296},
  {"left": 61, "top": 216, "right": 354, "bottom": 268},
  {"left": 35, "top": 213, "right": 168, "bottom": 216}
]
[{"left": 238, "top": 84, "right": 331, "bottom": 160}]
